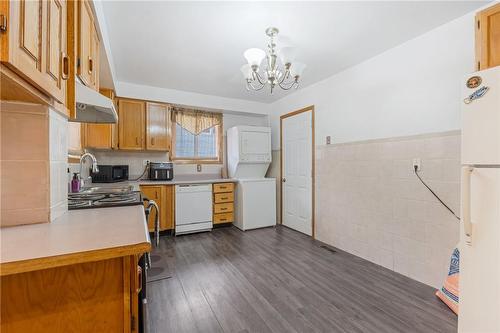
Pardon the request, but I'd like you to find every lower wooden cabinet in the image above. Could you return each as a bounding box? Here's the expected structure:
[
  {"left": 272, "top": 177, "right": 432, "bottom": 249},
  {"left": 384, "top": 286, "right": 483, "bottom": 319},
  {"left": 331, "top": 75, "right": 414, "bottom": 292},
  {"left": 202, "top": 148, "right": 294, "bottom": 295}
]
[
  {"left": 140, "top": 185, "right": 174, "bottom": 231},
  {"left": 213, "top": 182, "right": 235, "bottom": 224},
  {"left": 1, "top": 255, "right": 142, "bottom": 332}
]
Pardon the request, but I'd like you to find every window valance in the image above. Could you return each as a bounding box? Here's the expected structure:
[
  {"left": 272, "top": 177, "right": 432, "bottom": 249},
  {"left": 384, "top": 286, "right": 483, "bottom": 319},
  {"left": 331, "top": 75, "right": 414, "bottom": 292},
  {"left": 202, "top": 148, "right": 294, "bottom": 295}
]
[{"left": 172, "top": 108, "right": 222, "bottom": 135}]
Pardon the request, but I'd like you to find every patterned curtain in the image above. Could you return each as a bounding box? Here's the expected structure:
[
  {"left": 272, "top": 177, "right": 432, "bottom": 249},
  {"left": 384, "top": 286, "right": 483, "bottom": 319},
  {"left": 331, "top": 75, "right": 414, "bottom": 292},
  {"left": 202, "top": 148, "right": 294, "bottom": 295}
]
[{"left": 172, "top": 107, "right": 222, "bottom": 135}]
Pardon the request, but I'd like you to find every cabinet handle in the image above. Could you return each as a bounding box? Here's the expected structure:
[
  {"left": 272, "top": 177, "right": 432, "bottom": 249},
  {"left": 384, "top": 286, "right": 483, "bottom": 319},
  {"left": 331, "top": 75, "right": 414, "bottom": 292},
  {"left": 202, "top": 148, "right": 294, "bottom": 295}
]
[
  {"left": 462, "top": 166, "right": 473, "bottom": 245},
  {"left": 220, "top": 197, "right": 228, "bottom": 200},
  {"left": 0, "top": 14, "right": 7, "bottom": 32},
  {"left": 155, "top": 191, "right": 158, "bottom": 199},
  {"left": 88, "top": 57, "right": 93, "bottom": 74},
  {"left": 151, "top": 137, "right": 155, "bottom": 146},
  {"left": 135, "top": 137, "right": 139, "bottom": 145},
  {"left": 61, "top": 52, "right": 69, "bottom": 80},
  {"left": 220, "top": 218, "right": 227, "bottom": 222},
  {"left": 220, "top": 207, "right": 227, "bottom": 211},
  {"left": 137, "top": 265, "right": 142, "bottom": 293}
]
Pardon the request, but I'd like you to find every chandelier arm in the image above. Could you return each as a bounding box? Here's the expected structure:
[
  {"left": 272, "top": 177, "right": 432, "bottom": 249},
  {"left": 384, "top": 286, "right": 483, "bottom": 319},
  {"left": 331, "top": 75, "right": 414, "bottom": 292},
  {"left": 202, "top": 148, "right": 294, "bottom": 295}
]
[
  {"left": 277, "top": 66, "right": 290, "bottom": 85},
  {"left": 278, "top": 77, "right": 298, "bottom": 90},
  {"left": 253, "top": 70, "right": 267, "bottom": 85},
  {"left": 248, "top": 80, "right": 266, "bottom": 91}
]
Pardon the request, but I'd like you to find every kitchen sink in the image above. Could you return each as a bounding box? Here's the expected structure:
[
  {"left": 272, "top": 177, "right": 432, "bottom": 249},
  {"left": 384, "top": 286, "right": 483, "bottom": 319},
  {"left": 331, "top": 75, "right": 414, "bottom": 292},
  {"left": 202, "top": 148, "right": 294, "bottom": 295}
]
[{"left": 77, "top": 185, "right": 134, "bottom": 194}]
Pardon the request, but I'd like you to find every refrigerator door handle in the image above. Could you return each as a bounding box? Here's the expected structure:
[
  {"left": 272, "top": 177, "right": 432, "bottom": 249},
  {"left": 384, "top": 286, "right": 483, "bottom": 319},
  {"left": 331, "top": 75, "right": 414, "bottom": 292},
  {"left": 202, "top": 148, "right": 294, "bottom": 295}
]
[{"left": 462, "top": 166, "right": 474, "bottom": 245}]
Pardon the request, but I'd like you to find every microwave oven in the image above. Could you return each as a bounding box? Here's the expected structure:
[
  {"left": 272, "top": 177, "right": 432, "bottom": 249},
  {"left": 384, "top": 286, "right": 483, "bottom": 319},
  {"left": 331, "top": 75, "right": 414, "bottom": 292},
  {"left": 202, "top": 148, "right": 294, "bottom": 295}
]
[{"left": 90, "top": 165, "right": 129, "bottom": 183}]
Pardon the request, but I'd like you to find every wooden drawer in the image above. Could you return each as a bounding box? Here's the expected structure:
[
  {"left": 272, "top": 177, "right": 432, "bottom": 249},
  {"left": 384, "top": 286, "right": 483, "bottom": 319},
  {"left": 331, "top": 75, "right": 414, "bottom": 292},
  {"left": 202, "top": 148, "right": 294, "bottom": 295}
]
[
  {"left": 214, "top": 192, "right": 234, "bottom": 203},
  {"left": 213, "top": 212, "right": 234, "bottom": 224},
  {"left": 214, "top": 202, "right": 233, "bottom": 214},
  {"left": 213, "top": 183, "right": 234, "bottom": 193}
]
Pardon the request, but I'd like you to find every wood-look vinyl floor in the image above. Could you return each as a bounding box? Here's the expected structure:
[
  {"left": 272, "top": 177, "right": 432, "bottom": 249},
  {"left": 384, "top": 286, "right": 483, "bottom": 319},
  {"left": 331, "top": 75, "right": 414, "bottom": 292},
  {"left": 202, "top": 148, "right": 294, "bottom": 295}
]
[{"left": 147, "top": 226, "right": 457, "bottom": 333}]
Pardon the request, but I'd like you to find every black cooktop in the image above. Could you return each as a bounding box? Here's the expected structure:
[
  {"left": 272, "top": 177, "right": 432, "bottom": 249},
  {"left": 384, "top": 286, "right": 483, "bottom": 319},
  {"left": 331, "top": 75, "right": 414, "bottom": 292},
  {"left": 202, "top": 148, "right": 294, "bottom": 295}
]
[{"left": 68, "top": 191, "right": 143, "bottom": 210}]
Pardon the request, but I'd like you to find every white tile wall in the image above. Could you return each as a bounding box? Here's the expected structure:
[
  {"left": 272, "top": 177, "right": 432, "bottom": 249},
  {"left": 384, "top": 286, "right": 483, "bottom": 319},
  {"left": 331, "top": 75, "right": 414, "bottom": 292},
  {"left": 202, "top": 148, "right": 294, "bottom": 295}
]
[
  {"left": 316, "top": 131, "right": 461, "bottom": 288},
  {"left": 49, "top": 109, "right": 68, "bottom": 221}
]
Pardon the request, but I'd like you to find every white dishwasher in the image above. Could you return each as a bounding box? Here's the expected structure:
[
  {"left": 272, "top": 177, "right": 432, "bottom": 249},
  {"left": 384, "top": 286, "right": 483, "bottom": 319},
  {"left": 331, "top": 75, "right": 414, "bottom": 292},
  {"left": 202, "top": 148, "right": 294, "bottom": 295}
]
[{"left": 175, "top": 184, "right": 213, "bottom": 235}]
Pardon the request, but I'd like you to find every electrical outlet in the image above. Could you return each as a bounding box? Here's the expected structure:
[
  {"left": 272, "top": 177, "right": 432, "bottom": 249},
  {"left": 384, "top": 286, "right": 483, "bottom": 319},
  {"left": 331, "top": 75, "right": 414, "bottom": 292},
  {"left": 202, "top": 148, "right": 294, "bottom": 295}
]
[
  {"left": 412, "top": 158, "right": 421, "bottom": 171},
  {"left": 143, "top": 159, "right": 150, "bottom": 166},
  {"left": 326, "top": 136, "right": 331, "bottom": 145},
  {"left": 197, "top": 164, "right": 202, "bottom": 172}
]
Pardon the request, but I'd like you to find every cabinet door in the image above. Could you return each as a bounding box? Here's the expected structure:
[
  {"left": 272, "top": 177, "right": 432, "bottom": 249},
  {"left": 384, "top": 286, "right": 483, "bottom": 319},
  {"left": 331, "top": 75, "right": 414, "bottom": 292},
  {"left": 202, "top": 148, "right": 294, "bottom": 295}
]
[
  {"left": 1, "top": 0, "right": 67, "bottom": 103},
  {"left": 90, "top": 22, "right": 99, "bottom": 90},
  {"left": 141, "top": 186, "right": 162, "bottom": 232},
  {"left": 118, "top": 99, "right": 145, "bottom": 150},
  {"left": 163, "top": 185, "right": 174, "bottom": 230},
  {"left": 68, "top": 121, "right": 83, "bottom": 155},
  {"left": 77, "top": 0, "right": 92, "bottom": 87},
  {"left": 2, "top": 1, "right": 43, "bottom": 83},
  {"left": 476, "top": 3, "right": 500, "bottom": 70},
  {"left": 146, "top": 102, "right": 170, "bottom": 151},
  {"left": 44, "top": 0, "right": 67, "bottom": 103},
  {"left": 84, "top": 123, "right": 112, "bottom": 149},
  {"left": 140, "top": 185, "right": 174, "bottom": 231}
]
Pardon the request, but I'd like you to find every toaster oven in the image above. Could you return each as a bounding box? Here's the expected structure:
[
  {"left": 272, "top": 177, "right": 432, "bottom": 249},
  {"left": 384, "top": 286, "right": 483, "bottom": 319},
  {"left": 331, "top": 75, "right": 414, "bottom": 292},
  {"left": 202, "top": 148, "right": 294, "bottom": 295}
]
[{"left": 149, "top": 162, "right": 173, "bottom": 181}]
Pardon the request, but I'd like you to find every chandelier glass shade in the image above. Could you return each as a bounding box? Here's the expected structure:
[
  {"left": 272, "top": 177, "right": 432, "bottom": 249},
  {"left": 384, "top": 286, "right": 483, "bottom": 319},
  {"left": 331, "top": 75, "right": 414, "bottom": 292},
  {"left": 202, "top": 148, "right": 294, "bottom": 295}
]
[{"left": 241, "top": 27, "right": 305, "bottom": 93}]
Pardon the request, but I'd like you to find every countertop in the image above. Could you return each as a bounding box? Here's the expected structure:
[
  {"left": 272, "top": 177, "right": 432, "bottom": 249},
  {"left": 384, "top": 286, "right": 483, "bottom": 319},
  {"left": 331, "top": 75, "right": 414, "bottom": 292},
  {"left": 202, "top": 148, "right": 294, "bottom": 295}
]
[
  {"left": 137, "top": 174, "right": 237, "bottom": 186},
  {"left": 89, "top": 174, "right": 237, "bottom": 191},
  {"left": 0, "top": 205, "right": 151, "bottom": 276}
]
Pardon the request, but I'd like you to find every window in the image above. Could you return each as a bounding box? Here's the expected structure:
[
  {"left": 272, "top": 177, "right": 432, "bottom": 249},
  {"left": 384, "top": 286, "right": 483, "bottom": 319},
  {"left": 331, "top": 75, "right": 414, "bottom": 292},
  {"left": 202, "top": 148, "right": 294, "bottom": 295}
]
[{"left": 171, "top": 109, "right": 222, "bottom": 163}]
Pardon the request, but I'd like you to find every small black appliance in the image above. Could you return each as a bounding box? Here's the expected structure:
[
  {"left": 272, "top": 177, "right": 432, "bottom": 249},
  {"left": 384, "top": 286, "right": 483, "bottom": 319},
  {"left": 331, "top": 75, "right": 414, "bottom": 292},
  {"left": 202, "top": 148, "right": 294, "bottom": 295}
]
[
  {"left": 149, "top": 162, "right": 173, "bottom": 181},
  {"left": 91, "top": 165, "right": 129, "bottom": 183}
]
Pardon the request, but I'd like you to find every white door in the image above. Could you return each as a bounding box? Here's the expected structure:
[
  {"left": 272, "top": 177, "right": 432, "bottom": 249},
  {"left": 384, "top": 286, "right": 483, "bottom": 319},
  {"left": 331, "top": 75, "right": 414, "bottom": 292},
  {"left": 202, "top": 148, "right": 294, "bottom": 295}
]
[{"left": 282, "top": 110, "right": 313, "bottom": 236}]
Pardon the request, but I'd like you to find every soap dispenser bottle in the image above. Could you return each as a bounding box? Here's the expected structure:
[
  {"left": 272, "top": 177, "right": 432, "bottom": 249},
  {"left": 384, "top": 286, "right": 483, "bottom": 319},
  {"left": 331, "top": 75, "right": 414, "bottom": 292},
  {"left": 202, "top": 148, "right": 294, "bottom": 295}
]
[{"left": 71, "top": 173, "right": 80, "bottom": 193}]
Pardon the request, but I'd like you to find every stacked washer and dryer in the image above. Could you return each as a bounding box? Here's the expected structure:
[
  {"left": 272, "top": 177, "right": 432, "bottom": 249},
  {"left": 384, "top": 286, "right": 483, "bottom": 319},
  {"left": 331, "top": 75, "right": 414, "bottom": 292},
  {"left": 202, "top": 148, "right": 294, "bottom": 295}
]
[{"left": 227, "top": 126, "right": 276, "bottom": 230}]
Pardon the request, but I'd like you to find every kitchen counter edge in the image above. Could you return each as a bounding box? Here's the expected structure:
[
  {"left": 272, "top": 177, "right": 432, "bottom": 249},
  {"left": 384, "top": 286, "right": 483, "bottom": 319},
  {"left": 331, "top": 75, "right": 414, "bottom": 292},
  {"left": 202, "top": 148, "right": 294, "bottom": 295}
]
[{"left": 0, "top": 205, "right": 151, "bottom": 276}]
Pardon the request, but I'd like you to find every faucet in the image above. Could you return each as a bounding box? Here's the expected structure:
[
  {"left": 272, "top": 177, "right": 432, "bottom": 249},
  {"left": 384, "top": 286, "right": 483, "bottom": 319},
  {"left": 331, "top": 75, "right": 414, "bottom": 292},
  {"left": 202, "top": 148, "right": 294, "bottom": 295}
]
[{"left": 79, "top": 152, "right": 99, "bottom": 188}]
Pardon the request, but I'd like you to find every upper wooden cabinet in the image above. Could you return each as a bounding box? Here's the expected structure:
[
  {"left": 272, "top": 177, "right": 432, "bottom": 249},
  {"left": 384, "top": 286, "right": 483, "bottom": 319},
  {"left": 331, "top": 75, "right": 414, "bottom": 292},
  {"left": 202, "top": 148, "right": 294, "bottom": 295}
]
[
  {"left": 83, "top": 123, "right": 113, "bottom": 149},
  {"left": 90, "top": 17, "right": 99, "bottom": 89},
  {"left": 146, "top": 102, "right": 171, "bottom": 151},
  {"left": 476, "top": 3, "right": 500, "bottom": 70},
  {"left": 77, "top": 0, "right": 98, "bottom": 90},
  {"left": 83, "top": 98, "right": 172, "bottom": 152},
  {"left": 118, "top": 99, "right": 145, "bottom": 150},
  {"left": 0, "top": 0, "right": 68, "bottom": 104},
  {"left": 83, "top": 88, "right": 117, "bottom": 149}
]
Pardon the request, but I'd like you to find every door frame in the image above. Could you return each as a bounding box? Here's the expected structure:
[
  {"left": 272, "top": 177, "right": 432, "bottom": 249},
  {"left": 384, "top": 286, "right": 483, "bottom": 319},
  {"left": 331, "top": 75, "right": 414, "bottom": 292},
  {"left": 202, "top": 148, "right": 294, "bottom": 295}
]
[{"left": 280, "top": 105, "right": 315, "bottom": 239}]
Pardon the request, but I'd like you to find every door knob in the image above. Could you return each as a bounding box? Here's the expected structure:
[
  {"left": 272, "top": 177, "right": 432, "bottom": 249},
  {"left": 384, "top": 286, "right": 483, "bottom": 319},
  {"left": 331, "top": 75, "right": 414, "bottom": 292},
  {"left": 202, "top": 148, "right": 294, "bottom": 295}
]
[{"left": 282, "top": 178, "right": 286, "bottom": 183}]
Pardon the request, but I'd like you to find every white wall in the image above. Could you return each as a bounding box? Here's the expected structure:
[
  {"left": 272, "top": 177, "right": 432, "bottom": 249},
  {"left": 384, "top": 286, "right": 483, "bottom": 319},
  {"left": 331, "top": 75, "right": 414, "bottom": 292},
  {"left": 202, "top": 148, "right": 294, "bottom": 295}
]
[
  {"left": 266, "top": 12, "right": 478, "bottom": 288},
  {"left": 116, "top": 81, "right": 269, "bottom": 116},
  {"left": 269, "top": 13, "right": 475, "bottom": 149}
]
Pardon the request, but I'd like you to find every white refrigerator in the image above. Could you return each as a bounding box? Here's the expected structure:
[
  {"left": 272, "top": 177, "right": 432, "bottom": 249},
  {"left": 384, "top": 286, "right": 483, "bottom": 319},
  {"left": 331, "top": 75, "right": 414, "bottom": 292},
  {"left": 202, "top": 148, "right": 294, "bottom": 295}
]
[{"left": 459, "top": 66, "right": 500, "bottom": 332}]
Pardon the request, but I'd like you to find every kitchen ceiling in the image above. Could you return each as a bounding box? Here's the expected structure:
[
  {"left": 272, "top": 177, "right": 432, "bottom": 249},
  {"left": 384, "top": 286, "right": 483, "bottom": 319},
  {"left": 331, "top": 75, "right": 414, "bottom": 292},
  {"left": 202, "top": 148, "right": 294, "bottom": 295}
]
[{"left": 102, "top": 1, "right": 487, "bottom": 103}]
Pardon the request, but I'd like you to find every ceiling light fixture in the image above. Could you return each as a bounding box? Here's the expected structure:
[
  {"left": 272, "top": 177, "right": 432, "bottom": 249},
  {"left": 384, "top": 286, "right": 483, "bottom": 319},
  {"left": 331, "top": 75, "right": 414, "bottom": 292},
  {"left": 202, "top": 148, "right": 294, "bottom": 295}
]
[{"left": 241, "top": 27, "right": 306, "bottom": 94}]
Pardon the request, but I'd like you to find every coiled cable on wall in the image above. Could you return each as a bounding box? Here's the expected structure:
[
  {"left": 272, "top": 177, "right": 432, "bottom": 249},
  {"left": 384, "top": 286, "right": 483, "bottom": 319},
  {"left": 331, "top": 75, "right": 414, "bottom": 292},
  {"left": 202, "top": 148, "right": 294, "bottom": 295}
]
[
  {"left": 130, "top": 162, "right": 150, "bottom": 181},
  {"left": 414, "top": 165, "right": 460, "bottom": 221}
]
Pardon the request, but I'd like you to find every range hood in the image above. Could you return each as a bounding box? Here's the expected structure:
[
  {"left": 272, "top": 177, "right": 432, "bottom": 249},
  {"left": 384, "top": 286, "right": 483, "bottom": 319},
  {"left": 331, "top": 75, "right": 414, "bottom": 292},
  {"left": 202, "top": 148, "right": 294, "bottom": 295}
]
[{"left": 71, "top": 81, "right": 118, "bottom": 123}]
